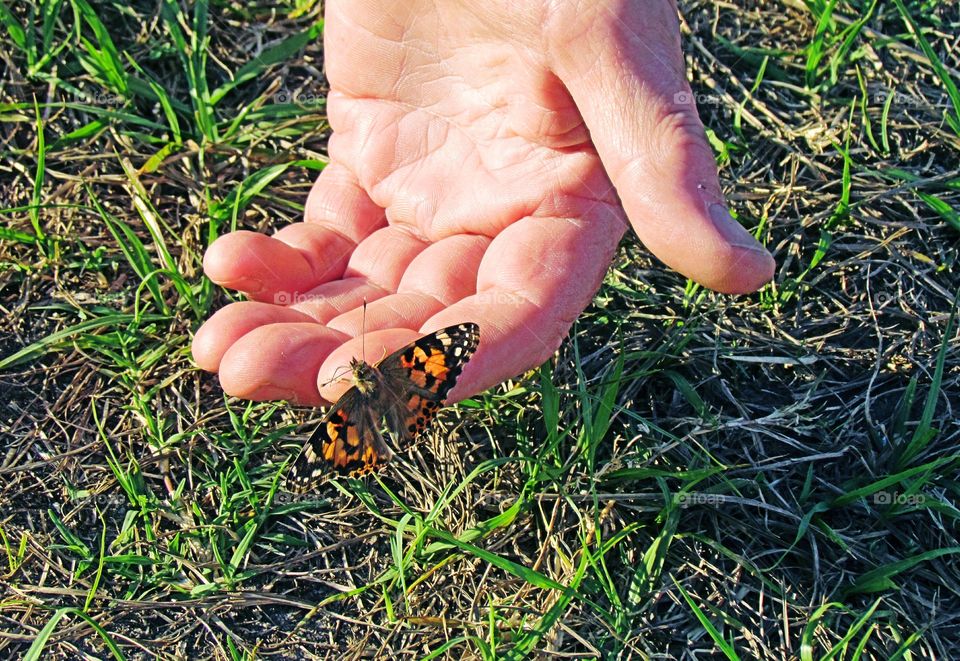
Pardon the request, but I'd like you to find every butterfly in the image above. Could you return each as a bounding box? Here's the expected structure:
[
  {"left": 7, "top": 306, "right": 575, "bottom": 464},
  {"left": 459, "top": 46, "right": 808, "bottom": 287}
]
[{"left": 285, "top": 323, "right": 480, "bottom": 493}]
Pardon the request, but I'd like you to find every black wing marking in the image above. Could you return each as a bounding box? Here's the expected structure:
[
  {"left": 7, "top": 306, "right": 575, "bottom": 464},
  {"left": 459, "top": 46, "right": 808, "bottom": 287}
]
[
  {"left": 285, "top": 392, "right": 391, "bottom": 493},
  {"left": 378, "top": 323, "right": 480, "bottom": 443}
]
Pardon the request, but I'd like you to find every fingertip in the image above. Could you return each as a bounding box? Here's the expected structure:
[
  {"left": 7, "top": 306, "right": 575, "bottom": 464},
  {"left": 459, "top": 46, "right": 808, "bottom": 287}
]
[
  {"left": 204, "top": 231, "right": 317, "bottom": 300},
  {"left": 218, "top": 323, "right": 345, "bottom": 406},
  {"left": 191, "top": 302, "right": 320, "bottom": 373},
  {"left": 203, "top": 231, "right": 267, "bottom": 292},
  {"left": 191, "top": 321, "right": 221, "bottom": 372}
]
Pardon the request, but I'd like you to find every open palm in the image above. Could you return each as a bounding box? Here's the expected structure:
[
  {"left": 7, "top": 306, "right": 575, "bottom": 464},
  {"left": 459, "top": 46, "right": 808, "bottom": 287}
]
[{"left": 192, "top": 0, "right": 775, "bottom": 406}]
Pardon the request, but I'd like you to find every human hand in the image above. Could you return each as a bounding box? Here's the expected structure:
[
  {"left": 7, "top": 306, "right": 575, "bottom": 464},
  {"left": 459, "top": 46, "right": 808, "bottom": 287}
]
[{"left": 192, "top": 0, "right": 775, "bottom": 406}]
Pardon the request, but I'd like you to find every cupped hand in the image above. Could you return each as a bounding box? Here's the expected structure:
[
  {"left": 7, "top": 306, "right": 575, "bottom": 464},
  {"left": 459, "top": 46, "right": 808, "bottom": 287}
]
[{"left": 192, "top": 0, "right": 775, "bottom": 406}]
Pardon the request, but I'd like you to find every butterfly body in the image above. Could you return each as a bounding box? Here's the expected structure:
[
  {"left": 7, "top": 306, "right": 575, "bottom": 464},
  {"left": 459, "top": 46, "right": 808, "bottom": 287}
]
[
  {"left": 347, "top": 357, "right": 381, "bottom": 396},
  {"left": 286, "top": 323, "right": 480, "bottom": 493}
]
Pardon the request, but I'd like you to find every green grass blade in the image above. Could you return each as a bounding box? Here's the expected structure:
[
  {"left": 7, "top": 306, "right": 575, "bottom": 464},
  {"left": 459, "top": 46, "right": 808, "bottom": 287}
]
[
  {"left": 828, "top": 0, "right": 877, "bottom": 84},
  {"left": 24, "top": 608, "right": 126, "bottom": 661},
  {"left": 820, "top": 597, "right": 882, "bottom": 660},
  {"left": 46, "top": 510, "right": 90, "bottom": 560},
  {"left": 23, "top": 608, "right": 72, "bottom": 661},
  {"left": 672, "top": 575, "right": 739, "bottom": 660},
  {"left": 118, "top": 157, "right": 200, "bottom": 315},
  {"left": 208, "top": 159, "right": 322, "bottom": 228},
  {"left": 209, "top": 21, "right": 323, "bottom": 105},
  {"left": 88, "top": 187, "right": 168, "bottom": 313},
  {"left": 664, "top": 370, "right": 714, "bottom": 423},
  {"left": 83, "top": 516, "right": 108, "bottom": 612},
  {"left": 845, "top": 547, "right": 960, "bottom": 596},
  {"left": 426, "top": 526, "right": 566, "bottom": 592},
  {"left": 28, "top": 0, "right": 71, "bottom": 76},
  {"left": 629, "top": 507, "right": 679, "bottom": 606},
  {"left": 0, "top": 224, "right": 39, "bottom": 245},
  {"left": 830, "top": 454, "right": 955, "bottom": 507},
  {"left": 896, "top": 290, "right": 958, "bottom": 468},
  {"left": 915, "top": 191, "right": 960, "bottom": 232},
  {"left": 29, "top": 99, "right": 47, "bottom": 244},
  {"left": 892, "top": 0, "right": 960, "bottom": 134},
  {"left": 880, "top": 90, "right": 893, "bottom": 154},
  {"left": 503, "top": 551, "right": 590, "bottom": 660},
  {"left": 70, "top": 0, "right": 128, "bottom": 93},
  {"left": 803, "top": 0, "right": 838, "bottom": 88},
  {"left": 0, "top": 312, "right": 167, "bottom": 369},
  {"left": 888, "top": 630, "right": 925, "bottom": 661},
  {"left": 123, "top": 53, "right": 183, "bottom": 144},
  {"left": 0, "top": 2, "right": 26, "bottom": 50}
]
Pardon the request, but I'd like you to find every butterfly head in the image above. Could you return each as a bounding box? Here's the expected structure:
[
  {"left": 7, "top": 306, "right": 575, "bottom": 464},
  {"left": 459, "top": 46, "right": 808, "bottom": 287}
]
[{"left": 349, "top": 357, "right": 379, "bottom": 395}]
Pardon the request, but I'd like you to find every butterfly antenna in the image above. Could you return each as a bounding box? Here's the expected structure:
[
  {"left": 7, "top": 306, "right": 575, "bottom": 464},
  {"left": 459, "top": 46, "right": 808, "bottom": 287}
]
[{"left": 361, "top": 298, "right": 367, "bottom": 364}]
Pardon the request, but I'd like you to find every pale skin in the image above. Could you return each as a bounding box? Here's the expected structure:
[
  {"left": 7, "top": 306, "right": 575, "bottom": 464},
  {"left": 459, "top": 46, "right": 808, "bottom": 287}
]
[{"left": 192, "top": 0, "right": 776, "bottom": 407}]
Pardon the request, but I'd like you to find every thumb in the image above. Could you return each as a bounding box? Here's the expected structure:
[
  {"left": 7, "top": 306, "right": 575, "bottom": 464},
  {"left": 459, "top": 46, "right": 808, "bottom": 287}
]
[{"left": 549, "top": 1, "right": 774, "bottom": 294}]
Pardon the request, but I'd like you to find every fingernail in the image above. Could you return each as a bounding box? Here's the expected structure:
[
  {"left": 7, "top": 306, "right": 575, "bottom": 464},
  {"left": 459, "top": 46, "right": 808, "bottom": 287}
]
[{"left": 709, "top": 203, "right": 767, "bottom": 253}]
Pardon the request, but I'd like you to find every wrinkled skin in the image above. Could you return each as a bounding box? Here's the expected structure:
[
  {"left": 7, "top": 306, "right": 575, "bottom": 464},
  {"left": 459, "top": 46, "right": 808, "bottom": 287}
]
[{"left": 192, "top": 0, "right": 775, "bottom": 405}]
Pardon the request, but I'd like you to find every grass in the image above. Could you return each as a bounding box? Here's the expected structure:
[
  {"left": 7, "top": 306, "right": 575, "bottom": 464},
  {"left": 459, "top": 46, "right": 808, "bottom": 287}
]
[{"left": 1, "top": 0, "right": 959, "bottom": 657}]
